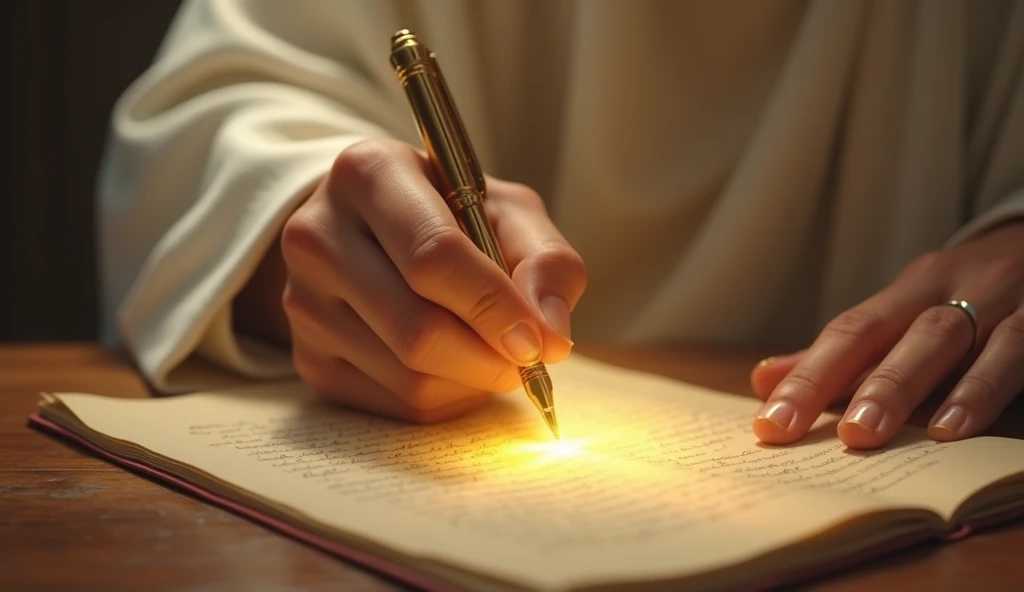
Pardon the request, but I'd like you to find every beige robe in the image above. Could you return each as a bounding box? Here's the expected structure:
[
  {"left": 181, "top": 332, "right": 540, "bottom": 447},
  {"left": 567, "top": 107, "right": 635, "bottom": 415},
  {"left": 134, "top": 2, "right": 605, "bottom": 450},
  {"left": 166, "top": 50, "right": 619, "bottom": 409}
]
[{"left": 96, "top": 0, "right": 1024, "bottom": 392}]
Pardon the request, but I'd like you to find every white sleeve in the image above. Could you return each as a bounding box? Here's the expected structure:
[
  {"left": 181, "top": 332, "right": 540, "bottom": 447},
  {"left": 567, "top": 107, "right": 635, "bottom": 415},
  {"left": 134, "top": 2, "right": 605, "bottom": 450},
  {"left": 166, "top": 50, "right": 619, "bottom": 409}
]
[
  {"left": 96, "top": 0, "right": 420, "bottom": 393},
  {"left": 945, "top": 186, "right": 1024, "bottom": 248}
]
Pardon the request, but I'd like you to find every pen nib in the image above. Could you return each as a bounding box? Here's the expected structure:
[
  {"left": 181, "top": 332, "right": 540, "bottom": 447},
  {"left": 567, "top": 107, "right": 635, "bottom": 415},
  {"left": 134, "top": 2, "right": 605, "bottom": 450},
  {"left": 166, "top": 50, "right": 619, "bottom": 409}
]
[
  {"left": 521, "top": 363, "right": 560, "bottom": 440},
  {"left": 542, "top": 407, "right": 560, "bottom": 440}
]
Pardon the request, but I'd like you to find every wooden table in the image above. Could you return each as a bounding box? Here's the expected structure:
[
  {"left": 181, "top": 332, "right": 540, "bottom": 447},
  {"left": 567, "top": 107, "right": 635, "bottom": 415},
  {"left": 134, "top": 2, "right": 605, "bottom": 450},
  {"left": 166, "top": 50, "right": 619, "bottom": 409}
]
[{"left": 2, "top": 343, "right": 1023, "bottom": 591}]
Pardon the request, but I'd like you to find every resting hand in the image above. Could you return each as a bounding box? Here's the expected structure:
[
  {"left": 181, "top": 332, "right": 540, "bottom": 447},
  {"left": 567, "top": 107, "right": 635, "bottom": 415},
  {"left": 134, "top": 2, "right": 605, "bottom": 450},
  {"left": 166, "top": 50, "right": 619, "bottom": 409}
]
[
  {"left": 280, "top": 139, "right": 582, "bottom": 423},
  {"left": 751, "top": 221, "right": 1024, "bottom": 449}
]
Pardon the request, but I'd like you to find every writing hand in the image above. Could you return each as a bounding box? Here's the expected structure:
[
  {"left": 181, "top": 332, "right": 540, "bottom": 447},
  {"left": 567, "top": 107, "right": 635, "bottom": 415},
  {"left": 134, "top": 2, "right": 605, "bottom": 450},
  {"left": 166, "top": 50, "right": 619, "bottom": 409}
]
[
  {"left": 279, "top": 139, "right": 583, "bottom": 423},
  {"left": 750, "top": 221, "right": 1024, "bottom": 449}
]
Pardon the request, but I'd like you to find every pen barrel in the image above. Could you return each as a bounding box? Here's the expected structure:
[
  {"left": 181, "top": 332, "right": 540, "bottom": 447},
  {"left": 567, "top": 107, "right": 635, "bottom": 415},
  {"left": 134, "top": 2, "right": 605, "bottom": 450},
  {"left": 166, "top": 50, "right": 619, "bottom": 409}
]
[
  {"left": 390, "top": 30, "right": 558, "bottom": 439},
  {"left": 390, "top": 33, "right": 499, "bottom": 261},
  {"left": 448, "top": 189, "right": 510, "bottom": 273},
  {"left": 391, "top": 57, "right": 481, "bottom": 192}
]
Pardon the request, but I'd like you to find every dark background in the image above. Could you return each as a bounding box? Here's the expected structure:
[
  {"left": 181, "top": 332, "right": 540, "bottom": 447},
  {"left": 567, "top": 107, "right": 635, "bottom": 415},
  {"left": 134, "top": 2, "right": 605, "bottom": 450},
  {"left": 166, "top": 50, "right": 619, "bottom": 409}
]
[{"left": 1, "top": 0, "right": 183, "bottom": 342}]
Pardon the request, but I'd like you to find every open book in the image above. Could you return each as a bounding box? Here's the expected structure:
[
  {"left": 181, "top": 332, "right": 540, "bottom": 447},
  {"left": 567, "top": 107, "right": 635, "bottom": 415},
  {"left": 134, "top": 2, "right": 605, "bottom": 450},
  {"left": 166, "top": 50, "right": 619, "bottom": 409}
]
[{"left": 29, "top": 355, "right": 1024, "bottom": 591}]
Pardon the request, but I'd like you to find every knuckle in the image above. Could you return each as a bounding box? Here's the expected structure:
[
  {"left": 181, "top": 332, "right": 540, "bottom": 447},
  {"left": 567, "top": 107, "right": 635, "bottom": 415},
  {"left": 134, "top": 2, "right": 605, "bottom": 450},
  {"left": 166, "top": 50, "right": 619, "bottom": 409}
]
[
  {"left": 778, "top": 366, "right": 826, "bottom": 399},
  {"left": 280, "top": 283, "right": 305, "bottom": 321},
  {"left": 281, "top": 286, "right": 338, "bottom": 347},
  {"left": 328, "top": 138, "right": 402, "bottom": 191},
  {"left": 531, "top": 242, "right": 588, "bottom": 283},
  {"left": 280, "top": 214, "right": 321, "bottom": 268},
  {"left": 981, "top": 256, "right": 1024, "bottom": 287},
  {"left": 504, "top": 182, "right": 548, "bottom": 211},
  {"left": 994, "top": 312, "right": 1024, "bottom": 344},
  {"left": 862, "top": 365, "right": 911, "bottom": 394},
  {"left": 956, "top": 372, "right": 1001, "bottom": 407},
  {"left": 405, "top": 225, "right": 464, "bottom": 290},
  {"left": 823, "top": 308, "right": 884, "bottom": 342},
  {"left": 915, "top": 305, "right": 971, "bottom": 338},
  {"left": 395, "top": 309, "right": 444, "bottom": 371},
  {"left": 513, "top": 242, "right": 588, "bottom": 304},
  {"left": 466, "top": 283, "right": 505, "bottom": 326},
  {"left": 902, "top": 250, "right": 951, "bottom": 281}
]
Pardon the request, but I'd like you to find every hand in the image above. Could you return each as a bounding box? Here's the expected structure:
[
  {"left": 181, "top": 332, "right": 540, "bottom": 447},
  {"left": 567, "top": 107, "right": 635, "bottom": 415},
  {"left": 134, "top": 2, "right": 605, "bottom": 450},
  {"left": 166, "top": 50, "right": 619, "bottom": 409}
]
[
  {"left": 279, "top": 139, "right": 583, "bottom": 423},
  {"left": 750, "top": 221, "right": 1024, "bottom": 449}
]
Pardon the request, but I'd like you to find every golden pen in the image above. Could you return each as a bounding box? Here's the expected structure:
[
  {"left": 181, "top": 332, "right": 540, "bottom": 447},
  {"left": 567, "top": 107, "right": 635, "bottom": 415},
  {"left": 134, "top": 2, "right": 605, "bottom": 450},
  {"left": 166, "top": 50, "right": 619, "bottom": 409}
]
[{"left": 389, "top": 29, "right": 559, "bottom": 440}]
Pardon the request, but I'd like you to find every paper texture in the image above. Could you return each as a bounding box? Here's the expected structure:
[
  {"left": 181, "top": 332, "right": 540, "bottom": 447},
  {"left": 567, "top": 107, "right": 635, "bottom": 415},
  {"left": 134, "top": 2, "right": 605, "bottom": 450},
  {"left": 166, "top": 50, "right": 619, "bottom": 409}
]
[{"left": 46, "top": 356, "right": 1024, "bottom": 591}]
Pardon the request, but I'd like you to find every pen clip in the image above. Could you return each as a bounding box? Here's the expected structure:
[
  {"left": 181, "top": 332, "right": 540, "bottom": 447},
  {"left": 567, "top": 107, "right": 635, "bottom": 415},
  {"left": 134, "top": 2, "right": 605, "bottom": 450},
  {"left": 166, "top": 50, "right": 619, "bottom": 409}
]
[{"left": 429, "top": 53, "right": 486, "bottom": 196}]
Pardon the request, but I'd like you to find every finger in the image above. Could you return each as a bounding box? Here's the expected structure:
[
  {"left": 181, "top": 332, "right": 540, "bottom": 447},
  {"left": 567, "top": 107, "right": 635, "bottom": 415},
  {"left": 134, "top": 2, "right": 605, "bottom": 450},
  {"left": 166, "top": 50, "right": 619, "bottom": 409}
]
[
  {"left": 753, "top": 283, "right": 939, "bottom": 445},
  {"left": 332, "top": 141, "right": 549, "bottom": 367},
  {"left": 836, "top": 303, "right": 976, "bottom": 449},
  {"left": 751, "top": 351, "right": 875, "bottom": 406},
  {"left": 282, "top": 196, "right": 519, "bottom": 393},
  {"left": 291, "top": 339, "right": 491, "bottom": 424},
  {"left": 283, "top": 279, "right": 520, "bottom": 400},
  {"left": 488, "top": 179, "right": 586, "bottom": 363},
  {"left": 750, "top": 351, "right": 804, "bottom": 399},
  {"left": 839, "top": 268, "right": 1022, "bottom": 448},
  {"left": 929, "top": 310, "right": 1024, "bottom": 441}
]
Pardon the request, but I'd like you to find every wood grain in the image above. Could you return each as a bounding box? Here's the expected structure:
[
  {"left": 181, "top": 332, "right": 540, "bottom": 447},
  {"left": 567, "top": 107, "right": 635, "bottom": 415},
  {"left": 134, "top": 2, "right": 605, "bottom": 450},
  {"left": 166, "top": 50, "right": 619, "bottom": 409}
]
[{"left": 2, "top": 343, "right": 1022, "bottom": 591}]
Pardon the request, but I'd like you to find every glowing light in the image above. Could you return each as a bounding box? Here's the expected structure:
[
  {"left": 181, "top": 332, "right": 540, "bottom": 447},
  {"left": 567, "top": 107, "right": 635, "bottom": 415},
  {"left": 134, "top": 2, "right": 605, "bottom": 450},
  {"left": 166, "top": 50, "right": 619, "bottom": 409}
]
[{"left": 505, "top": 438, "right": 593, "bottom": 464}]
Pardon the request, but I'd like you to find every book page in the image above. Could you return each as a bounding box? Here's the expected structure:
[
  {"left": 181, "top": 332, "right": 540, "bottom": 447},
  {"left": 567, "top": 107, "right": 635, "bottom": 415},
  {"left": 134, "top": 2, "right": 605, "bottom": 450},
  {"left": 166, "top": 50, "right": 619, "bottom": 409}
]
[
  {"left": 552, "top": 359, "right": 1024, "bottom": 516},
  {"left": 44, "top": 356, "right": 1024, "bottom": 591}
]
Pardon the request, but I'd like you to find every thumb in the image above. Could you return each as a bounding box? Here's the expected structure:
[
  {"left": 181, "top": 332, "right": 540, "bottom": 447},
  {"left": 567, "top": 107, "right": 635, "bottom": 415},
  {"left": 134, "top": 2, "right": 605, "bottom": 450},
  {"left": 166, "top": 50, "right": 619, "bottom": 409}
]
[{"left": 487, "top": 179, "right": 586, "bottom": 364}]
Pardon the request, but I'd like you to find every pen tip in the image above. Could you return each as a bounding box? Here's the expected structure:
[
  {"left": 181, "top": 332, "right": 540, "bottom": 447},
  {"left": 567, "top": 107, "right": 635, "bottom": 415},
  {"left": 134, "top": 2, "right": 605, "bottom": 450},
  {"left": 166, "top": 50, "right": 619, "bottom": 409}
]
[
  {"left": 520, "top": 363, "right": 559, "bottom": 439},
  {"left": 542, "top": 407, "right": 559, "bottom": 440}
]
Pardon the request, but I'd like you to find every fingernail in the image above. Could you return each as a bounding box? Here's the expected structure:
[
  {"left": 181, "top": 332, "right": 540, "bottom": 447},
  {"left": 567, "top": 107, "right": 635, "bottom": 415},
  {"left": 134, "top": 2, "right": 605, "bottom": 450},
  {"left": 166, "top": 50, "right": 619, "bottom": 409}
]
[
  {"left": 757, "top": 401, "right": 796, "bottom": 430},
  {"left": 843, "top": 401, "right": 884, "bottom": 432},
  {"left": 501, "top": 323, "right": 542, "bottom": 365},
  {"left": 540, "top": 295, "right": 573, "bottom": 344},
  {"left": 932, "top": 406, "right": 967, "bottom": 435}
]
